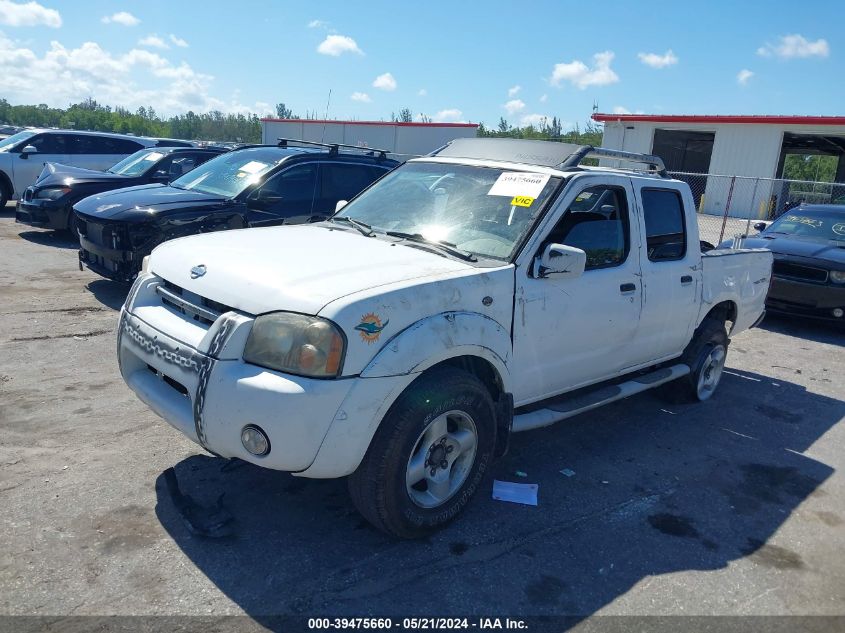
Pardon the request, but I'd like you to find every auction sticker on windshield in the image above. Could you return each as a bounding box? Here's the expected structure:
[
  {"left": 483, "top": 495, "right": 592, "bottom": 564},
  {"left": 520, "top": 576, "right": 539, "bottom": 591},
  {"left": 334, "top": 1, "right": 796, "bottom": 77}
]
[
  {"left": 488, "top": 172, "right": 550, "bottom": 199},
  {"left": 237, "top": 160, "right": 269, "bottom": 176}
]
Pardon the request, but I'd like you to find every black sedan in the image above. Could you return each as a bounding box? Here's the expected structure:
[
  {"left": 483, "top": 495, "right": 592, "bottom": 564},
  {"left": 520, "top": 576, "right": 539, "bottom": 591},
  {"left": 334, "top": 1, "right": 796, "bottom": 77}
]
[
  {"left": 731, "top": 205, "right": 845, "bottom": 322},
  {"left": 75, "top": 144, "right": 397, "bottom": 282},
  {"left": 15, "top": 146, "right": 224, "bottom": 235}
]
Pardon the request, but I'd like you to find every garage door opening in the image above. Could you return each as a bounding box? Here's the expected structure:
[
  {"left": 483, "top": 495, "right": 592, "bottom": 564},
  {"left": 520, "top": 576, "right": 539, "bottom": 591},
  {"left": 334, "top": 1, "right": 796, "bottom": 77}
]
[
  {"left": 651, "top": 129, "right": 715, "bottom": 208},
  {"left": 775, "top": 132, "right": 845, "bottom": 208}
]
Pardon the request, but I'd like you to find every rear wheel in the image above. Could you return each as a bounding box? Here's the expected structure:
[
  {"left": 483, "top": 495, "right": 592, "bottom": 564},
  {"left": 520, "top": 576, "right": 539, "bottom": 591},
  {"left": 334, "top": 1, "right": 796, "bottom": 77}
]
[
  {"left": 0, "top": 181, "right": 9, "bottom": 209},
  {"left": 66, "top": 209, "right": 79, "bottom": 240},
  {"left": 348, "top": 367, "right": 496, "bottom": 538},
  {"left": 658, "top": 317, "right": 729, "bottom": 404}
]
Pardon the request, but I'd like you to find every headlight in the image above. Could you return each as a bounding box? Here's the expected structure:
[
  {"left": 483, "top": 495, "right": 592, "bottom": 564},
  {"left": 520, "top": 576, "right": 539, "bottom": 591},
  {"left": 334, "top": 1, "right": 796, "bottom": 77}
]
[
  {"left": 830, "top": 270, "right": 845, "bottom": 284},
  {"left": 35, "top": 186, "right": 71, "bottom": 200},
  {"left": 243, "top": 312, "right": 345, "bottom": 378},
  {"left": 141, "top": 255, "right": 150, "bottom": 274}
]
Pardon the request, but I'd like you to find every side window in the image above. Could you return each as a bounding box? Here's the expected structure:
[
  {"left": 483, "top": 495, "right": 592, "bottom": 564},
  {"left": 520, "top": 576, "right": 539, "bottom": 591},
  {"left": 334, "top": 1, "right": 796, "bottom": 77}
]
[
  {"left": 544, "top": 185, "right": 630, "bottom": 270},
  {"left": 254, "top": 163, "right": 318, "bottom": 216},
  {"left": 156, "top": 153, "right": 203, "bottom": 179},
  {"left": 321, "top": 163, "right": 384, "bottom": 201},
  {"left": 641, "top": 188, "right": 687, "bottom": 262},
  {"left": 24, "top": 133, "right": 68, "bottom": 154}
]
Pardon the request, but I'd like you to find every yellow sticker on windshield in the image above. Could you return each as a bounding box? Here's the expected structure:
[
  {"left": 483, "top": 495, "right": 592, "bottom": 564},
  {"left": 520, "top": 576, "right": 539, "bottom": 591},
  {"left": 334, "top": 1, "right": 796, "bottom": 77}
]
[{"left": 511, "top": 196, "right": 534, "bottom": 207}]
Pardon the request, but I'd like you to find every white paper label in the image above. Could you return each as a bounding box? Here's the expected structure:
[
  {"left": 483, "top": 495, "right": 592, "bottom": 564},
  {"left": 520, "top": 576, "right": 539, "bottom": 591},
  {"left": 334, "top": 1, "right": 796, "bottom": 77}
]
[
  {"left": 487, "top": 172, "right": 551, "bottom": 199},
  {"left": 237, "top": 160, "right": 268, "bottom": 175}
]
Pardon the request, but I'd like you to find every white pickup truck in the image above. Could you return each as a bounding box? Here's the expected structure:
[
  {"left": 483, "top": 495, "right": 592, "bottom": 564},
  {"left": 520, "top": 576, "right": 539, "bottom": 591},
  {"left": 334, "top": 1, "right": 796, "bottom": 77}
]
[{"left": 117, "top": 138, "right": 772, "bottom": 538}]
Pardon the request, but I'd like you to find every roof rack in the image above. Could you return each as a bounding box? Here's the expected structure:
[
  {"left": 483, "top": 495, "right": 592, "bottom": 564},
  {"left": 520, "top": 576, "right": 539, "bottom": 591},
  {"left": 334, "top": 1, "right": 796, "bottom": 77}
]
[
  {"left": 276, "top": 137, "right": 390, "bottom": 160},
  {"left": 561, "top": 146, "right": 667, "bottom": 177}
]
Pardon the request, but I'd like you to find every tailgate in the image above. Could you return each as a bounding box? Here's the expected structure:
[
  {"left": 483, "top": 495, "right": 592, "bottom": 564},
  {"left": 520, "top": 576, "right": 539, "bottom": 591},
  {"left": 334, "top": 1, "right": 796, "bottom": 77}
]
[{"left": 701, "top": 249, "right": 773, "bottom": 334}]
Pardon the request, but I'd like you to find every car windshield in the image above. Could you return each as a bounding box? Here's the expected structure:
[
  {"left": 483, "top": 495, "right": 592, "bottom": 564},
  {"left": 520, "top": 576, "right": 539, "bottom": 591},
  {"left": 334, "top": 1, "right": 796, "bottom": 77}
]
[
  {"left": 170, "top": 148, "right": 285, "bottom": 197},
  {"left": 0, "top": 130, "right": 36, "bottom": 152},
  {"left": 766, "top": 208, "right": 845, "bottom": 242},
  {"left": 334, "top": 161, "right": 562, "bottom": 260},
  {"left": 108, "top": 150, "right": 166, "bottom": 176}
]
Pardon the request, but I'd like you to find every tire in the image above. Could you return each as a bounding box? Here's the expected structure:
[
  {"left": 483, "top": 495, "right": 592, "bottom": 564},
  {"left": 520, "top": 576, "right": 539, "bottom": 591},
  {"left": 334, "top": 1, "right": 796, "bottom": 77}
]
[
  {"left": 658, "top": 317, "right": 729, "bottom": 404},
  {"left": 348, "top": 367, "right": 496, "bottom": 539},
  {"left": 0, "top": 182, "right": 8, "bottom": 209},
  {"left": 66, "top": 209, "right": 79, "bottom": 240}
]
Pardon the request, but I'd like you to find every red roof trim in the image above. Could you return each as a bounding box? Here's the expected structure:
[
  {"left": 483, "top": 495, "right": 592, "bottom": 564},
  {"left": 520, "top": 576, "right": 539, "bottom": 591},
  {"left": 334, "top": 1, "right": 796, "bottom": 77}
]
[
  {"left": 591, "top": 113, "right": 845, "bottom": 126},
  {"left": 260, "top": 117, "right": 478, "bottom": 128}
]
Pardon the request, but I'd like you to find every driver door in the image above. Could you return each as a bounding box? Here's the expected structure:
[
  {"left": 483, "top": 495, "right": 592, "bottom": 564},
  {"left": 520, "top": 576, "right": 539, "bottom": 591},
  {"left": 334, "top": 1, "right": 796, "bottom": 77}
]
[
  {"left": 511, "top": 174, "right": 643, "bottom": 406},
  {"left": 246, "top": 162, "right": 318, "bottom": 226},
  {"left": 12, "top": 133, "right": 70, "bottom": 195}
]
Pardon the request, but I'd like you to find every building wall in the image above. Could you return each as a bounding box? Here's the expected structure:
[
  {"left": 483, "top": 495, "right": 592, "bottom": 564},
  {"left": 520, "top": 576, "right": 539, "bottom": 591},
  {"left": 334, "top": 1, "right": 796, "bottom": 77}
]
[
  {"left": 260, "top": 120, "right": 477, "bottom": 160},
  {"left": 600, "top": 120, "right": 845, "bottom": 218}
]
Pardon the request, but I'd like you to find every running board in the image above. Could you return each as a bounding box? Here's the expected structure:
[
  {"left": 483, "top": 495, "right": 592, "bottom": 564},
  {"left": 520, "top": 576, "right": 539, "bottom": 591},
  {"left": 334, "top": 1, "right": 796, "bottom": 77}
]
[{"left": 511, "top": 363, "right": 691, "bottom": 433}]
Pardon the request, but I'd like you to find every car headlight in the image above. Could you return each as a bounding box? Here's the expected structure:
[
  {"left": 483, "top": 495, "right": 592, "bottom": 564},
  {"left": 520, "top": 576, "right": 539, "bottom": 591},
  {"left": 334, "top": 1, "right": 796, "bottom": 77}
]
[
  {"left": 34, "top": 186, "right": 71, "bottom": 200},
  {"left": 830, "top": 270, "right": 845, "bottom": 284},
  {"left": 141, "top": 255, "right": 150, "bottom": 274},
  {"left": 243, "top": 312, "right": 345, "bottom": 378}
]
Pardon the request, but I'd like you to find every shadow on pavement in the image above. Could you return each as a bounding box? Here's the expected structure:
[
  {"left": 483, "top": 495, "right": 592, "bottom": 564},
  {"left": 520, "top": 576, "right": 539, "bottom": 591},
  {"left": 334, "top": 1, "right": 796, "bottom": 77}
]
[
  {"left": 85, "top": 279, "right": 129, "bottom": 311},
  {"left": 759, "top": 313, "right": 843, "bottom": 346},
  {"left": 16, "top": 228, "right": 78, "bottom": 250},
  {"left": 155, "top": 368, "right": 842, "bottom": 627}
]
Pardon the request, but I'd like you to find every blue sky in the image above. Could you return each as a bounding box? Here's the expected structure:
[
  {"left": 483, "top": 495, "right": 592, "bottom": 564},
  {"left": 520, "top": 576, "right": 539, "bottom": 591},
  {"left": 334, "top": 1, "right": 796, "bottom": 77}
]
[{"left": 0, "top": 0, "right": 842, "bottom": 129}]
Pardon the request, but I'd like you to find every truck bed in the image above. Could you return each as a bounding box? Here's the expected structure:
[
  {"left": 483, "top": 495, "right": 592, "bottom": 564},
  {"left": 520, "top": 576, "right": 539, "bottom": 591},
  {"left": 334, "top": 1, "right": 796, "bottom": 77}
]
[{"left": 700, "top": 248, "right": 773, "bottom": 335}]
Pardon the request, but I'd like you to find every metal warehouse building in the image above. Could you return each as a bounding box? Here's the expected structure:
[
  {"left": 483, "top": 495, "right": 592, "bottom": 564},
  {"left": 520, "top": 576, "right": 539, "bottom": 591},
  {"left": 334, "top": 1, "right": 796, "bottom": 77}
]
[
  {"left": 593, "top": 113, "right": 845, "bottom": 220},
  {"left": 260, "top": 118, "right": 478, "bottom": 160}
]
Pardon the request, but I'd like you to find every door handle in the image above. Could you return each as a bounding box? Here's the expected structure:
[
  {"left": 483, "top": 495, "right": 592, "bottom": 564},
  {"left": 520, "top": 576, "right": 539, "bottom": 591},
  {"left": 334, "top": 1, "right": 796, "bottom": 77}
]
[
  {"left": 681, "top": 275, "right": 693, "bottom": 284},
  {"left": 620, "top": 282, "right": 636, "bottom": 293}
]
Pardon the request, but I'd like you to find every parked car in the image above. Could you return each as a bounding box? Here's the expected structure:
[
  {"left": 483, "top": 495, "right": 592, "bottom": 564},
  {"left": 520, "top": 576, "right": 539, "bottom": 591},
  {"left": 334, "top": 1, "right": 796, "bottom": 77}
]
[
  {"left": 726, "top": 205, "right": 845, "bottom": 322},
  {"left": 75, "top": 142, "right": 398, "bottom": 282},
  {"left": 14, "top": 146, "right": 226, "bottom": 235},
  {"left": 0, "top": 129, "right": 190, "bottom": 207},
  {"left": 115, "top": 138, "right": 772, "bottom": 537}
]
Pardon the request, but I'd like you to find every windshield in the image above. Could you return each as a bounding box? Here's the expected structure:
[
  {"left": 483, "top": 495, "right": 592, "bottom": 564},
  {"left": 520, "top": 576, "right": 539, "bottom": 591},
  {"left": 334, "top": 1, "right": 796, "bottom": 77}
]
[
  {"left": 108, "top": 149, "right": 166, "bottom": 176},
  {"left": 170, "top": 147, "right": 285, "bottom": 197},
  {"left": 334, "top": 161, "right": 562, "bottom": 260},
  {"left": 0, "top": 130, "right": 36, "bottom": 152},
  {"left": 766, "top": 208, "right": 845, "bottom": 241}
]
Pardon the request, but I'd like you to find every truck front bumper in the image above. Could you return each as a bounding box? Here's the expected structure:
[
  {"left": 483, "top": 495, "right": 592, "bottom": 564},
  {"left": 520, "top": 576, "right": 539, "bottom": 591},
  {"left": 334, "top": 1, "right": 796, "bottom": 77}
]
[{"left": 118, "top": 309, "right": 407, "bottom": 476}]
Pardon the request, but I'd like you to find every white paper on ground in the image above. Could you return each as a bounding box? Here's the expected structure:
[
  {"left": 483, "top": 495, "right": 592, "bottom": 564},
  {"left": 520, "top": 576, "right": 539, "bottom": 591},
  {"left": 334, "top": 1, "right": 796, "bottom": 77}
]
[{"left": 492, "top": 480, "right": 538, "bottom": 506}]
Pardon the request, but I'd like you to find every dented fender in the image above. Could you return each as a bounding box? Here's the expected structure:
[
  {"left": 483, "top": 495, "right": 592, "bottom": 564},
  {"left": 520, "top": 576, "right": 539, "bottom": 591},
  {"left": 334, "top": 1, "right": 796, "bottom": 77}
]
[{"left": 359, "top": 311, "right": 513, "bottom": 392}]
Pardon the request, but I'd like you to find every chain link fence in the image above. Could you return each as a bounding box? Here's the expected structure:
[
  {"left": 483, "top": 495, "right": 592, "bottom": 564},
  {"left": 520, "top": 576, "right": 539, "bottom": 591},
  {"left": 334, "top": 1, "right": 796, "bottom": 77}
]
[{"left": 668, "top": 171, "right": 845, "bottom": 246}]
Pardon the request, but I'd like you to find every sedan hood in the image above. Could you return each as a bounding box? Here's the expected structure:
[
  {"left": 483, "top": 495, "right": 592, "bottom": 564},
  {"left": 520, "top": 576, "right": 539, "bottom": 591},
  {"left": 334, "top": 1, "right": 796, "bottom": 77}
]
[
  {"left": 741, "top": 234, "right": 845, "bottom": 266},
  {"left": 74, "top": 184, "right": 228, "bottom": 220},
  {"left": 149, "top": 224, "right": 475, "bottom": 315},
  {"left": 35, "top": 162, "right": 129, "bottom": 187}
]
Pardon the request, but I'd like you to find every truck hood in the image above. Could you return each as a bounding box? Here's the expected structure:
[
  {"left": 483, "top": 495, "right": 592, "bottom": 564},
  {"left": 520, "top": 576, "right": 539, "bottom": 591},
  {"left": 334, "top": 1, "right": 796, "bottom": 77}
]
[
  {"left": 740, "top": 234, "right": 845, "bottom": 267},
  {"left": 74, "top": 184, "right": 229, "bottom": 220},
  {"left": 149, "top": 224, "right": 476, "bottom": 315},
  {"left": 35, "top": 162, "right": 129, "bottom": 187}
]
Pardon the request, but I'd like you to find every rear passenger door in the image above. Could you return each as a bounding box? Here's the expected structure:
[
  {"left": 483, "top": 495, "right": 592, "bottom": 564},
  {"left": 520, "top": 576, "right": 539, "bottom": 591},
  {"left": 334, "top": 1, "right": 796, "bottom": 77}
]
[
  {"left": 628, "top": 184, "right": 700, "bottom": 366},
  {"left": 69, "top": 135, "right": 144, "bottom": 171},
  {"left": 314, "top": 162, "right": 387, "bottom": 219}
]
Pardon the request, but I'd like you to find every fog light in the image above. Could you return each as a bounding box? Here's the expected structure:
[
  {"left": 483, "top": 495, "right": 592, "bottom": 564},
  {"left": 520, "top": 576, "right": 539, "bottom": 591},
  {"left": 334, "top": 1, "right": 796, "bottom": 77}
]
[
  {"left": 833, "top": 308, "right": 844, "bottom": 319},
  {"left": 241, "top": 425, "right": 270, "bottom": 456}
]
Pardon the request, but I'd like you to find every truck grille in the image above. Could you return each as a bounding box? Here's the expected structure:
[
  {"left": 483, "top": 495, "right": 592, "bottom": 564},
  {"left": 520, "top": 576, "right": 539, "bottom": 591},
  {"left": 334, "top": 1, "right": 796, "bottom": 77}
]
[
  {"left": 772, "top": 261, "right": 829, "bottom": 284},
  {"left": 157, "top": 280, "right": 235, "bottom": 326}
]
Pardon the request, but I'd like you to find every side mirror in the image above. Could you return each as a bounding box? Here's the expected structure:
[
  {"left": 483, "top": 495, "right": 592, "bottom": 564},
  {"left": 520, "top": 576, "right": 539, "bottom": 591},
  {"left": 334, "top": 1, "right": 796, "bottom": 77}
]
[
  {"left": 20, "top": 144, "right": 37, "bottom": 158},
  {"left": 151, "top": 170, "right": 170, "bottom": 182},
  {"left": 533, "top": 243, "right": 587, "bottom": 279},
  {"left": 335, "top": 199, "right": 348, "bottom": 213},
  {"left": 753, "top": 221, "right": 768, "bottom": 232}
]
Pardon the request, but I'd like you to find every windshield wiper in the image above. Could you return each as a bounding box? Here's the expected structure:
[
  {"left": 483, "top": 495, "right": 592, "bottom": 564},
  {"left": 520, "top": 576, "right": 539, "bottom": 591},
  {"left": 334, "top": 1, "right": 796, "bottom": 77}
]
[
  {"left": 330, "top": 216, "right": 375, "bottom": 236},
  {"left": 385, "top": 231, "right": 477, "bottom": 262}
]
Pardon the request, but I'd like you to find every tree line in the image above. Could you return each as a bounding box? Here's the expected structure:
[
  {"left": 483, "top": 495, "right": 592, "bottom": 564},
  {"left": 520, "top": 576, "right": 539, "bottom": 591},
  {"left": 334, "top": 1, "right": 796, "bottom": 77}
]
[{"left": 0, "top": 98, "right": 604, "bottom": 146}]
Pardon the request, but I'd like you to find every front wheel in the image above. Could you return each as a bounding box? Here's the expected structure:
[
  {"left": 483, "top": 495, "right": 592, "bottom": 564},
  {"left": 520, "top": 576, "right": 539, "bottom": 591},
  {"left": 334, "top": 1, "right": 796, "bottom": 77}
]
[{"left": 348, "top": 367, "right": 496, "bottom": 538}]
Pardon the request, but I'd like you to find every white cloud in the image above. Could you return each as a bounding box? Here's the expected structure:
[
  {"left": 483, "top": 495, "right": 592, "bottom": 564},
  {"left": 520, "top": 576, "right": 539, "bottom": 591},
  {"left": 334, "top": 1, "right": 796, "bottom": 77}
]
[
  {"left": 507, "top": 84, "right": 521, "bottom": 97},
  {"left": 138, "top": 33, "right": 168, "bottom": 49},
  {"left": 736, "top": 69, "right": 754, "bottom": 85},
  {"left": 308, "top": 19, "right": 327, "bottom": 29},
  {"left": 0, "top": 0, "right": 61, "bottom": 27},
  {"left": 612, "top": 105, "right": 645, "bottom": 115},
  {"left": 0, "top": 31, "right": 263, "bottom": 116},
  {"left": 317, "top": 34, "right": 363, "bottom": 56},
  {"left": 434, "top": 108, "right": 462, "bottom": 122},
  {"left": 539, "top": 94, "right": 548, "bottom": 103},
  {"left": 418, "top": 88, "right": 427, "bottom": 96},
  {"left": 503, "top": 99, "right": 525, "bottom": 115},
  {"left": 101, "top": 11, "right": 139, "bottom": 26},
  {"left": 757, "top": 34, "right": 829, "bottom": 59},
  {"left": 350, "top": 91, "right": 371, "bottom": 103},
  {"left": 169, "top": 33, "right": 188, "bottom": 48},
  {"left": 372, "top": 72, "right": 396, "bottom": 91},
  {"left": 637, "top": 49, "right": 678, "bottom": 68},
  {"left": 520, "top": 113, "right": 549, "bottom": 127},
  {"left": 549, "top": 51, "right": 619, "bottom": 89}
]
